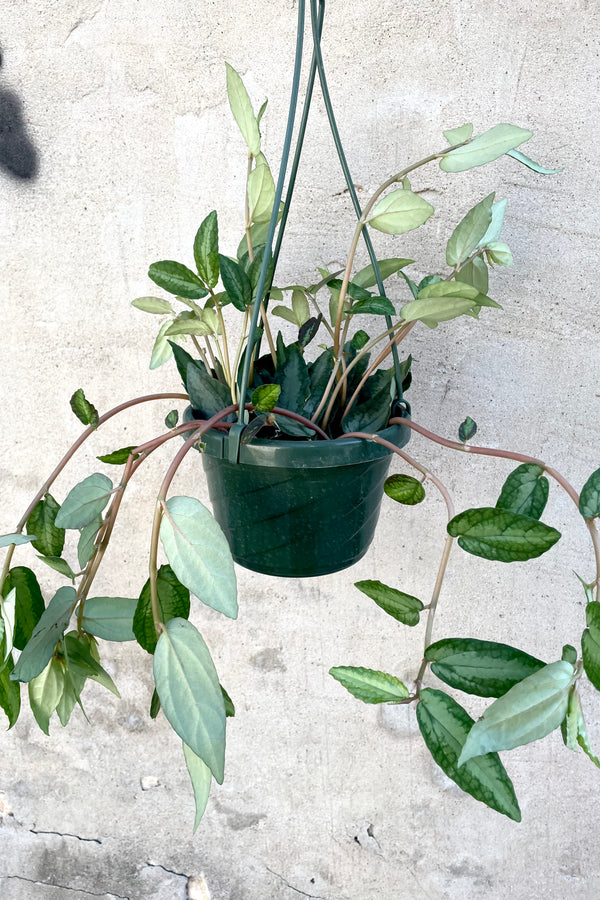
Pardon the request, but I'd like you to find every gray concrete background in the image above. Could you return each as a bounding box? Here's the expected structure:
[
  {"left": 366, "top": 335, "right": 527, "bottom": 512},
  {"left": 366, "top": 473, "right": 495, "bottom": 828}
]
[{"left": 0, "top": 1, "right": 599, "bottom": 898}]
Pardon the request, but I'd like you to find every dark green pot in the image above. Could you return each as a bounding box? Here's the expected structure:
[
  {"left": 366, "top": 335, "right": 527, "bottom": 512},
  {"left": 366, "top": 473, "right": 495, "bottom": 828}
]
[{"left": 185, "top": 408, "right": 410, "bottom": 578}]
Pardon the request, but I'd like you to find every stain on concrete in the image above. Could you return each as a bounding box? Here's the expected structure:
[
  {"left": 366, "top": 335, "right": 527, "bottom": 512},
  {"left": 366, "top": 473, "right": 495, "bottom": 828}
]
[
  {"left": 0, "top": 49, "right": 39, "bottom": 180},
  {"left": 249, "top": 647, "right": 286, "bottom": 672}
]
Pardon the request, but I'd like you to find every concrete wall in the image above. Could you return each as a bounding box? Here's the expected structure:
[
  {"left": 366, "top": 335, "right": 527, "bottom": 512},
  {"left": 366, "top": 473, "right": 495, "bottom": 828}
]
[{"left": 0, "top": 1, "right": 599, "bottom": 897}]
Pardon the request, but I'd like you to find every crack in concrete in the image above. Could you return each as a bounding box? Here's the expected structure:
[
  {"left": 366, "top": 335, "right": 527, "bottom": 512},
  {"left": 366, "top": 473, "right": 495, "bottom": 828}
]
[
  {"left": 265, "top": 866, "right": 335, "bottom": 900},
  {"left": 145, "top": 860, "right": 188, "bottom": 880},
  {"left": 0, "top": 873, "right": 130, "bottom": 899},
  {"left": 30, "top": 828, "right": 102, "bottom": 844}
]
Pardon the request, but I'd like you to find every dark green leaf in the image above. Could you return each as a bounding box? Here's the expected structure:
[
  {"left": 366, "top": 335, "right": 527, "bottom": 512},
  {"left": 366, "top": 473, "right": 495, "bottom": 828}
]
[
  {"left": 457, "top": 661, "right": 574, "bottom": 766},
  {"left": 447, "top": 507, "right": 561, "bottom": 562},
  {"left": 247, "top": 245, "right": 275, "bottom": 299},
  {"left": 330, "top": 666, "right": 409, "bottom": 703},
  {"left": 576, "top": 705, "right": 600, "bottom": 768},
  {"left": 36, "top": 555, "right": 76, "bottom": 582},
  {"left": 355, "top": 579, "right": 423, "bottom": 627},
  {"left": 298, "top": 315, "right": 322, "bottom": 348},
  {"left": 350, "top": 296, "right": 396, "bottom": 317},
  {"left": 506, "top": 149, "right": 563, "bottom": 175},
  {"left": 186, "top": 363, "right": 234, "bottom": 420},
  {"left": 148, "top": 261, "right": 208, "bottom": 300},
  {"left": 327, "top": 279, "right": 372, "bottom": 304},
  {"left": 240, "top": 414, "right": 270, "bottom": 445},
  {"left": 304, "top": 350, "right": 334, "bottom": 421},
  {"left": 153, "top": 618, "right": 226, "bottom": 782},
  {"left": 417, "top": 688, "right": 521, "bottom": 821},
  {"left": 194, "top": 211, "right": 219, "bottom": 289},
  {"left": 134, "top": 564, "right": 190, "bottom": 654},
  {"left": 169, "top": 341, "right": 207, "bottom": 387},
  {"left": 274, "top": 343, "right": 312, "bottom": 437},
  {"left": 582, "top": 601, "right": 600, "bottom": 691},
  {"left": 26, "top": 493, "right": 65, "bottom": 558},
  {"left": 11, "top": 586, "right": 75, "bottom": 683},
  {"left": 496, "top": 463, "right": 549, "bottom": 520},
  {"left": 458, "top": 416, "right": 478, "bottom": 443},
  {"left": 425, "top": 638, "right": 545, "bottom": 697},
  {"left": 96, "top": 447, "right": 139, "bottom": 465},
  {"left": 221, "top": 684, "right": 235, "bottom": 717},
  {"left": 218, "top": 255, "right": 251, "bottom": 311},
  {"left": 69, "top": 389, "right": 99, "bottom": 428},
  {"left": 0, "top": 654, "right": 20, "bottom": 727},
  {"left": 159, "top": 496, "right": 237, "bottom": 619},
  {"left": 63, "top": 632, "right": 119, "bottom": 697},
  {"left": 579, "top": 468, "right": 600, "bottom": 519},
  {"left": 165, "top": 409, "right": 179, "bottom": 429},
  {"left": 352, "top": 330, "right": 369, "bottom": 350},
  {"left": 341, "top": 368, "right": 395, "bottom": 434},
  {"left": 561, "top": 684, "right": 579, "bottom": 750},
  {"left": 399, "top": 270, "right": 419, "bottom": 299},
  {"left": 55, "top": 473, "right": 113, "bottom": 530},
  {"left": 150, "top": 687, "right": 161, "bottom": 719},
  {"left": 2, "top": 567, "right": 45, "bottom": 650},
  {"left": 562, "top": 644, "right": 577, "bottom": 666},
  {"left": 251, "top": 383, "right": 280, "bottom": 413},
  {"left": 384, "top": 473, "right": 425, "bottom": 505}
]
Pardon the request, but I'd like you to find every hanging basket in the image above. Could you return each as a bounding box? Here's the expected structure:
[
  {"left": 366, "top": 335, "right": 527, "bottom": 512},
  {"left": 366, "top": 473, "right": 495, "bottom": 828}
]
[{"left": 185, "top": 406, "right": 411, "bottom": 577}]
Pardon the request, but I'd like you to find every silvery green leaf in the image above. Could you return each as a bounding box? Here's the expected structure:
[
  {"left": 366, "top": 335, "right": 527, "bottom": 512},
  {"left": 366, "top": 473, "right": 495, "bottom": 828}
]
[
  {"left": 131, "top": 296, "right": 175, "bottom": 315},
  {"left": 81, "top": 597, "right": 137, "bottom": 642},
  {"left": 401, "top": 281, "right": 481, "bottom": 327},
  {"left": 579, "top": 467, "right": 600, "bottom": 519},
  {"left": 446, "top": 193, "right": 495, "bottom": 267},
  {"left": 11, "top": 586, "right": 75, "bottom": 683},
  {"left": 485, "top": 242, "right": 513, "bottom": 267},
  {"left": 447, "top": 507, "right": 561, "bottom": 561},
  {"left": 77, "top": 516, "right": 102, "bottom": 569},
  {"left": 159, "top": 496, "right": 237, "bottom": 619},
  {"left": 576, "top": 706, "right": 600, "bottom": 769},
  {"left": 443, "top": 123, "right": 473, "bottom": 144},
  {"left": 0, "top": 533, "right": 36, "bottom": 549},
  {"left": 477, "top": 199, "right": 508, "bottom": 247},
  {"left": 150, "top": 320, "right": 177, "bottom": 369},
  {"left": 496, "top": 464, "right": 549, "bottom": 520},
  {"left": 247, "top": 161, "right": 275, "bottom": 224},
  {"left": 225, "top": 62, "right": 261, "bottom": 157},
  {"left": 352, "top": 258, "right": 414, "bottom": 288},
  {"left": 55, "top": 473, "right": 113, "bottom": 530},
  {"left": 291, "top": 289, "right": 310, "bottom": 326},
  {"left": 507, "top": 149, "right": 563, "bottom": 175},
  {"left": 440, "top": 124, "right": 532, "bottom": 173},
  {"left": 354, "top": 580, "right": 423, "bottom": 627},
  {"left": 28, "top": 657, "right": 66, "bottom": 735},
  {"left": 153, "top": 618, "right": 226, "bottom": 782},
  {"left": 329, "top": 666, "right": 409, "bottom": 704},
  {"left": 457, "top": 660, "right": 575, "bottom": 767},
  {"left": 165, "top": 315, "right": 213, "bottom": 337},
  {"left": 1, "top": 588, "right": 16, "bottom": 660},
  {"left": 582, "top": 601, "right": 600, "bottom": 691},
  {"left": 183, "top": 741, "right": 212, "bottom": 833},
  {"left": 425, "top": 638, "right": 545, "bottom": 698},
  {"left": 368, "top": 190, "right": 434, "bottom": 235},
  {"left": 456, "top": 256, "right": 489, "bottom": 294},
  {"left": 36, "top": 555, "right": 76, "bottom": 582}
]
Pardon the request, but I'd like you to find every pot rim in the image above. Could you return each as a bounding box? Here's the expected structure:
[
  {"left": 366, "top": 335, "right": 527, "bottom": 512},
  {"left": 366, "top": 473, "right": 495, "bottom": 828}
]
[{"left": 183, "top": 405, "right": 411, "bottom": 469}]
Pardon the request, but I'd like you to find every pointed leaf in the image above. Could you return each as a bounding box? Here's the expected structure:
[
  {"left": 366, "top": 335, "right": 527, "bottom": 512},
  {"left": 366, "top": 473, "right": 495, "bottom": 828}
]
[
  {"left": 0, "top": 533, "right": 37, "bottom": 549},
  {"left": 0, "top": 654, "right": 20, "bottom": 728},
  {"left": 81, "top": 597, "right": 137, "bottom": 642},
  {"left": 274, "top": 343, "right": 312, "bottom": 437},
  {"left": 219, "top": 255, "right": 252, "bottom": 311},
  {"left": 97, "top": 447, "right": 139, "bottom": 466},
  {"left": 165, "top": 314, "right": 213, "bottom": 337},
  {"left": 354, "top": 579, "right": 423, "bottom": 627},
  {"left": 36, "top": 555, "right": 76, "bottom": 582},
  {"left": 153, "top": 618, "right": 226, "bottom": 782},
  {"left": 28, "top": 657, "right": 66, "bottom": 735},
  {"left": 350, "top": 296, "right": 396, "bottom": 317},
  {"left": 69, "top": 388, "right": 99, "bottom": 428},
  {"left": 2, "top": 566, "right": 45, "bottom": 650},
  {"left": 160, "top": 497, "right": 237, "bottom": 619},
  {"left": 384, "top": 473, "right": 425, "bottom": 505},
  {"left": 582, "top": 601, "right": 600, "bottom": 691},
  {"left": 457, "top": 660, "right": 574, "bottom": 767},
  {"left": 251, "top": 383, "right": 280, "bottom": 413},
  {"left": 77, "top": 517, "right": 102, "bottom": 569},
  {"left": 507, "top": 149, "right": 563, "bottom": 175},
  {"left": 456, "top": 256, "right": 489, "bottom": 294},
  {"left": 225, "top": 62, "right": 261, "bottom": 157},
  {"left": 485, "top": 242, "right": 513, "bottom": 267},
  {"left": 477, "top": 198, "right": 508, "bottom": 248},
  {"left": 561, "top": 685, "right": 580, "bottom": 750},
  {"left": 1, "top": 588, "right": 16, "bottom": 660},
  {"left": 55, "top": 474, "right": 113, "bottom": 530},
  {"left": 341, "top": 368, "right": 396, "bottom": 434},
  {"left": 63, "top": 632, "right": 119, "bottom": 697},
  {"left": 194, "top": 210, "right": 219, "bottom": 289},
  {"left": 134, "top": 564, "right": 190, "bottom": 654},
  {"left": 148, "top": 261, "right": 208, "bottom": 300},
  {"left": 353, "top": 257, "right": 414, "bottom": 289},
  {"left": 131, "top": 296, "right": 175, "bottom": 315},
  {"left": 221, "top": 685, "right": 235, "bottom": 718},
  {"left": 443, "top": 123, "right": 473, "bottom": 144},
  {"left": 458, "top": 416, "right": 478, "bottom": 442},
  {"left": 185, "top": 363, "right": 233, "bottom": 420},
  {"left": 247, "top": 162, "right": 275, "bottom": 224},
  {"left": 150, "top": 320, "right": 176, "bottom": 369},
  {"left": 183, "top": 741, "right": 213, "bottom": 832},
  {"left": 417, "top": 688, "right": 521, "bottom": 821},
  {"left": 496, "top": 464, "right": 549, "bottom": 520},
  {"left": 447, "top": 507, "right": 561, "bottom": 561},
  {"left": 440, "top": 124, "right": 532, "bottom": 172},
  {"left": 291, "top": 289, "right": 310, "bottom": 326},
  {"left": 330, "top": 666, "right": 409, "bottom": 703},
  {"left": 425, "top": 638, "right": 545, "bottom": 697},
  {"left": 576, "top": 706, "right": 600, "bottom": 768},
  {"left": 26, "top": 493, "right": 65, "bottom": 558},
  {"left": 579, "top": 468, "right": 600, "bottom": 519},
  {"left": 11, "top": 586, "right": 75, "bottom": 683},
  {"left": 446, "top": 193, "right": 495, "bottom": 267},
  {"left": 368, "top": 190, "right": 434, "bottom": 235}
]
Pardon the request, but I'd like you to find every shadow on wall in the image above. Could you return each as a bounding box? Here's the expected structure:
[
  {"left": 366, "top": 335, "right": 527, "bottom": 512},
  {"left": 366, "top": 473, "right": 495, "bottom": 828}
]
[{"left": 0, "top": 47, "right": 39, "bottom": 180}]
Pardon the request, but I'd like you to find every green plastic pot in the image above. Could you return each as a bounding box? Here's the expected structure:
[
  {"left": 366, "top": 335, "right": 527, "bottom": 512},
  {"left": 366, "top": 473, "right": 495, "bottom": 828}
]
[{"left": 184, "top": 407, "right": 411, "bottom": 578}]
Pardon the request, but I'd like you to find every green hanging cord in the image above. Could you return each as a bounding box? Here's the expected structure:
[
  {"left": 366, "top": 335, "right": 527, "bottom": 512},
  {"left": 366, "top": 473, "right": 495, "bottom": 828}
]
[
  {"left": 308, "top": 0, "right": 406, "bottom": 407},
  {"left": 236, "top": 0, "right": 306, "bottom": 429}
]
